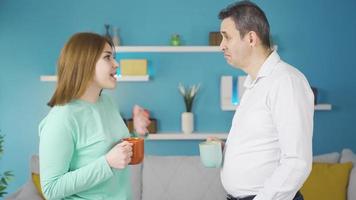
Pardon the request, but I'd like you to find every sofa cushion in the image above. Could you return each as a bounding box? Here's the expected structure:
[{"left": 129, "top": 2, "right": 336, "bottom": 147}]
[
  {"left": 142, "top": 156, "right": 226, "bottom": 200},
  {"left": 300, "top": 162, "right": 353, "bottom": 200},
  {"left": 31, "top": 173, "right": 45, "bottom": 199},
  {"left": 340, "top": 149, "right": 356, "bottom": 200},
  {"left": 5, "top": 155, "right": 43, "bottom": 200},
  {"left": 130, "top": 164, "right": 143, "bottom": 200},
  {"left": 313, "top": 152, "right": 340, "bottom": 163},
  {"left": 5, "top": 180, "right": 44, "bottom": 200}
]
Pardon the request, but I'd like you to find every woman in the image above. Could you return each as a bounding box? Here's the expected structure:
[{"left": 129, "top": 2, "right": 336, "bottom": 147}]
[{"left": 39, "top": 32, "right": 149, "bottom": 200}]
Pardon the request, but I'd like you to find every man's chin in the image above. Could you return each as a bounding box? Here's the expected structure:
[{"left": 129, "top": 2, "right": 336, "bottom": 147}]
[{"left": 225, "top": 59, "right": 233, "bottom": 66}]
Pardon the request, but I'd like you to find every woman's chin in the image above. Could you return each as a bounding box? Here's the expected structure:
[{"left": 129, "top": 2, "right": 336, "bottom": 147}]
[
  {"left": 103, "top": 82, "right": 117, "bottom": 89},
  {"left": 109, "top": 83, "right": 117, "bottom": 89}
]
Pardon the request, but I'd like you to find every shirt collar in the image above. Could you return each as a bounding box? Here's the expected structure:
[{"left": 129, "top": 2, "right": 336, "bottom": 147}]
[{"left": 244, "top": 50, "right": 281, "bottom": 89}]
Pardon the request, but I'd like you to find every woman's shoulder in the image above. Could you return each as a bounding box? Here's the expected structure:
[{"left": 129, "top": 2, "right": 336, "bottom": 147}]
[
  {"left": 41, "top": 105, "right": 74, "bottom": 126},
  {"left": 39, "top": 104, "right": 76, "bottom": 137},
  {"left": 53, "top": 103, "right": 82, "bottom": 116}
]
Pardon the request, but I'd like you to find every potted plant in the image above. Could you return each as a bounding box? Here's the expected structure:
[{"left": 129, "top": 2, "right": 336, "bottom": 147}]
[
  {"left": 178, "top": 83, "right": 200, "bottom": 134},
  {"left": 0, "top": 134, "right": 14, "bottom": 197}
]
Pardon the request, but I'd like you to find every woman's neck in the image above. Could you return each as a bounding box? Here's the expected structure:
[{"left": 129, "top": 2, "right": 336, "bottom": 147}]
[{"left": 79, "top": 84, "right": 101, "bottom": 103}]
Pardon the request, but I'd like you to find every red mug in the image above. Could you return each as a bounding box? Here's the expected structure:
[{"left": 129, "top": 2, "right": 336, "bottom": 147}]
[{"left": 122, "top": 137, "right": 144, "bottom": 165}]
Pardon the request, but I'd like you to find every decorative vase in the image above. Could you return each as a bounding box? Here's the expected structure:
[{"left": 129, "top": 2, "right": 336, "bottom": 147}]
[
  {"left": 104, "top": 24, "right": 112, "bottom": 40},
  {"left": 181, "top": 112, "right": 194, "bottom": 134},
  {"left": 170, "top": 34, "right": 181, "bottom": 46},
  {"left": 112, "top": 27, "right": 121, "bottom": 46}
]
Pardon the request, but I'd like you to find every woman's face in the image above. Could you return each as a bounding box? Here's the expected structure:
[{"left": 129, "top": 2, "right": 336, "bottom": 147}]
[{"left": 93, "top": 43, "right": 119, "bottom": 90}]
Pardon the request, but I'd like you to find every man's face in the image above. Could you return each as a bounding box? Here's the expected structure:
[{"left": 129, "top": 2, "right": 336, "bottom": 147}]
[{"left": 220, "top": 17, "right": 251, "bottom": 69}]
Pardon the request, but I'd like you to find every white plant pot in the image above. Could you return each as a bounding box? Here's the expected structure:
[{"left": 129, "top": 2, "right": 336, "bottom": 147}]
[{"left": 181, "top": 112, "right": 194, "bottom": 134}]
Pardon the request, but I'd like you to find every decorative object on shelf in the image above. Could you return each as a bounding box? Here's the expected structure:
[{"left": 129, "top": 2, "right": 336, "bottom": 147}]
[
  {"left": 125, "top": 118, "right": 157, "bottom": 134},
  {"left": 209, "top": 32, "right": 222, "bottom": 46},
  {"left": 111, "top": 26, "right": 121, "bottom": 46},
  {"left": 220, "top": 75, "right": 246, "bottom": 111},
  {"left": 181, "top": 112, "right": 194, "bottom": 134},
  {"left": 311, "top": 86, "right": 318, "bottom": 105},
  {"left": 104, "top": 24, "right": 112, "bottom": 41},
  {"left": 170, "top": 34, "right": 181, "bottom": 46},
  {"left": 0, "top": 133, "right": 14, "bottom": 197},
  {"left": 115, "top": 46, "right": 220, "bottom": 53},
  {"left": 178, "top": 83, "right": 200, "bottom": 134},
  {"left": 120, "top": 59, "right": 148, "bottom": 76}
]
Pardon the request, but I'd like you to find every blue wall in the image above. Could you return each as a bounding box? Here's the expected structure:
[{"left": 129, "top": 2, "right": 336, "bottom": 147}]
[{"left": 1, "top": 0, "right": 356, "bottom": 195}]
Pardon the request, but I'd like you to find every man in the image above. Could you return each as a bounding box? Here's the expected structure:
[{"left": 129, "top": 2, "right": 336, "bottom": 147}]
[{"left": 214, "top": 1, "right": 314, "bottom": 200}]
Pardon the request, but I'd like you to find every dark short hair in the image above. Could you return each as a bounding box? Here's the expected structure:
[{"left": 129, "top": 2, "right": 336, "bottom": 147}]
[{"left": 219, "top": 0, "right": 271, "bottom": 48}]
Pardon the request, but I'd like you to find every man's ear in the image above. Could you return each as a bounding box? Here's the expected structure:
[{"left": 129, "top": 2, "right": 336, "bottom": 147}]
[{"left": 247, "top": 31, "right": 258, "bottom": 47}]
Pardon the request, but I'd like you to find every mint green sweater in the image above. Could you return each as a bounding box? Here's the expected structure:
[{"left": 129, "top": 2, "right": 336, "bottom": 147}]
[{"left": 39, "top": 94, "right": 131, "bottom": 200}]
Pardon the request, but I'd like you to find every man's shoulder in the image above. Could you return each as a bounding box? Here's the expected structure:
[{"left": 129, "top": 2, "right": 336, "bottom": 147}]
[{"left": 272, "top": 61, "right": 307, "bottom": 82}]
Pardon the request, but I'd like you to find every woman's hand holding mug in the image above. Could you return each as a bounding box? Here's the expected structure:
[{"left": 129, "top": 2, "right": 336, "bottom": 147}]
[{"left": 106, "top": 141, "right": 133, "bottom": 169}]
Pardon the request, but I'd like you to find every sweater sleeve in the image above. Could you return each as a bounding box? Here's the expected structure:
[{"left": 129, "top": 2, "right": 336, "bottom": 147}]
[{"left": 39, "top": 109, "right": 114, "bottom": 199}]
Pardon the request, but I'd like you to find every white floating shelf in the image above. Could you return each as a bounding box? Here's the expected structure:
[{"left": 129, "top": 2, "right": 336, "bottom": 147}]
[
  {"left": 116, "top": 75, "right": 149, "bottom": 82},
  {"left": 40, "top": 75, "right": 57, "bottom": 82},
  {"left": 40, "top": 75, "right": 149, "bottom": 82},
  {"left": 222, "top": 104, "right": 332, "bottom": 111},
  {"left": 146, "top": 133, "right": 228, "bottom": 140},
  {"left": 314, "top": 104, "right": 332, "bottom": 110},
  {"left": 115, "top": 46, "right": 220, "bottom": 53}
]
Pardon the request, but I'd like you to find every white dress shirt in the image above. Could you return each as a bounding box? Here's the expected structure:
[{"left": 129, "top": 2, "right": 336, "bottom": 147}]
[{"left": 221, "top": 51, "right": 314, "bottom": 200}]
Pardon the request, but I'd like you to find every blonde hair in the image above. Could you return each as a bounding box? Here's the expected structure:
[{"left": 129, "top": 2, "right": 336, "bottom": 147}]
[{"left": 48, "top": 32, "right": 113, "bottom": 107}]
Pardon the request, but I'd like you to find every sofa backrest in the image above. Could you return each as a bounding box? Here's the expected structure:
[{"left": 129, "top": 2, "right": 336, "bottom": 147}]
[
  {"left": 130, "top": 155, "right": 226, "bottom": 200},
  {"left": 130, "top": 163, "right": 143, "bottom": 200},
  {"left": 31, "top": 150, "right": 355, "bottom": 200}
]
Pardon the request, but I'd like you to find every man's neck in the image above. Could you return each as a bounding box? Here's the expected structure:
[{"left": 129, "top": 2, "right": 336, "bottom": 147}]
[{"left": 243, "top": 47, "right": 272, "bottom": 80}]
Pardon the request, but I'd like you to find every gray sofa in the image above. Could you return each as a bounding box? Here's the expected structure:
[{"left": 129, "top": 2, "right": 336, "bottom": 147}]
[
  {"left": 130, "top": 156, "right": 226, "bottom": 200},
  {"left": 6, "top": 155, "right": 227, "bottom": 200},
  {"left": 6, "top": 149, "right": 356, "bottom": 200}
]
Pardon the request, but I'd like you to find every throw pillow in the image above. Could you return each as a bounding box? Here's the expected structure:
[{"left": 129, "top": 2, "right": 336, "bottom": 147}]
[
  {"left": 300, "top": 162, "right": 353, "bottom": 200},
  {"left": 32, "top": 173, "right": 45, "bottom": 199},
  {"left": 340, "top": 149, "right": 356, "bottom": 200}
]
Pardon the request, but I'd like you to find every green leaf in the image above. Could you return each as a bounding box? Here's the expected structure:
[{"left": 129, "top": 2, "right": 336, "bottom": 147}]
[
  {"left": 0, "top": 134, "right": 4, "bottom": 156},
  {"left": 0, "top": 185, "right": 5, "bottom": 190},
  {"left": 0, "top": 192, "right": 7, "bottom": 197},
  {"left": 0, "top": 177, "right": 7, "bottom": 185},
  {"left": 0, "top": 135, "right": 14, "bottom": 197},
  {"left": 4, "top": 171, "right": 13, "bottom": 177}
]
